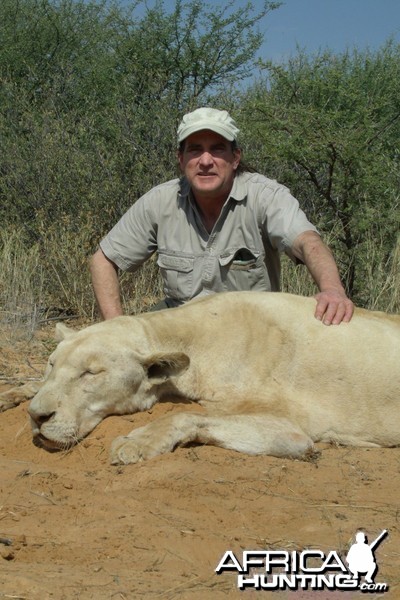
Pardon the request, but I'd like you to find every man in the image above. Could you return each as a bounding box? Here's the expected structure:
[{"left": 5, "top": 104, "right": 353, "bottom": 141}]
[{"left": 91, "top": 107, "right": 353, "bottom": 324}]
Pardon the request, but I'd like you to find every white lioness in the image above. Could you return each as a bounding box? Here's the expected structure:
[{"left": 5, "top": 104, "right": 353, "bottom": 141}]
[{"left": 10, "top": 292, "right": 400, "bottom": 464}]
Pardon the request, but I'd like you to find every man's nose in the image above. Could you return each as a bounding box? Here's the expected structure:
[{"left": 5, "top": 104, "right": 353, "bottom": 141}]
[{"left": 198, "top": 151, "right": 213, "bottom": 166}]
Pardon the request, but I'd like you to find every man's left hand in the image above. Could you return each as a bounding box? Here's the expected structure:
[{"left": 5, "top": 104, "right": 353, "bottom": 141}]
[{"left": 314, "top": 289, "right": 354, "bottom": 325}]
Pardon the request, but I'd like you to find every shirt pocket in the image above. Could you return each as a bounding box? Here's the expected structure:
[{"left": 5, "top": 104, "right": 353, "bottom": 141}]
[
  {"left": 157, "top": 252, "right": 194, "bottom": 301},
  {"left": 219, "top": 248, "right": 271, "bottom": 292}
]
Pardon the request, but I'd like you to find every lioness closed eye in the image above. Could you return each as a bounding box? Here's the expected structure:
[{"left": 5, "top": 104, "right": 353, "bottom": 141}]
[{"left": 26, "top": 292, "right": 400, "bottom": 465}]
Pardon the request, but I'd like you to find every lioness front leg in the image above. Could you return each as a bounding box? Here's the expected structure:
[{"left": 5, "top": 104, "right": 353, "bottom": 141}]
[
  {"left": 110, "top": 412, "right": 313, "bottom": 465},
  {"left": 0, "top": 381, "right": 43, "bottom": 412}
]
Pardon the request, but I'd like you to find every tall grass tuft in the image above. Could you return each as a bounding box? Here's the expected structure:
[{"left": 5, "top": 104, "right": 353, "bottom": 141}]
[
  {"left": 365, "top": 232, "right": 400, "bottom": 314},
  {"left": 0, "top": 229, "right": 44, "bottom": 340},
  {"left": 282, "top": 225, "right": 400, "bottom": 315},
  {"left": 0, "top": 221, "right": 398, "bottom": 342},
  {"left": 120, "top": 256, "right": 164, "bottom": 316},
  {"left": 36, "top": 214, "right": 164, "bottom": 319},
  {"left": 37, "top": 213, "right": 98, "bottom": 320}
]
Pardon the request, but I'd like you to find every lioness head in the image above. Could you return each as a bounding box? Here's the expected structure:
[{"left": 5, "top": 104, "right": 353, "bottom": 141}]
[{"left": 29, "top": 321, "right": 189, "bottom": 450}]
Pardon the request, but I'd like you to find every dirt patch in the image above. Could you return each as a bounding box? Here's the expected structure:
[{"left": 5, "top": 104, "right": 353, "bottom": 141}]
[{"left": 0, "top": 328, "right": 399, "bottom": 599}]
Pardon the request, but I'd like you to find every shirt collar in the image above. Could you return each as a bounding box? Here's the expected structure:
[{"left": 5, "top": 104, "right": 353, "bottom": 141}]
[{"left": 229, "top": 173, "right": 247, "bottom": 202}]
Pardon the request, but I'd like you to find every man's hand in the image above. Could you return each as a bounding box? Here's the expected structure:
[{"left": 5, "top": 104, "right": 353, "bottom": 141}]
[
  {"left": 314, "top": 289, "right": 354, "bottom": 326},
  {"left": 292, "top": 231, "right": 354, "bottom": 325}
]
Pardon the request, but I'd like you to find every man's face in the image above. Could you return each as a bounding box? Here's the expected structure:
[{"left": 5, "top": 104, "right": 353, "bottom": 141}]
[{"left": 178, "top": 130, "right": 241, "bottom": 202}]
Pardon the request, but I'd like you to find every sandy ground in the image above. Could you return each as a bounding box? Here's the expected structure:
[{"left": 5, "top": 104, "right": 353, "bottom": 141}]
[{"left": 0, "top": 326, "right": 399, "bottom": 600}]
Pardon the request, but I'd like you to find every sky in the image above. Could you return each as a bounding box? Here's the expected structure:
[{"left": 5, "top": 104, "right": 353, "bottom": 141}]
[
  {"left": 133, "top": 0, "right": 400, "bottom": 64},
  {"left": 261, "top": 0, "right": 400, "bottom": 62}
]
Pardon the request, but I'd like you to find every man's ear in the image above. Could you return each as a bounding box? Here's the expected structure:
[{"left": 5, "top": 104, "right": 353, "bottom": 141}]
[
  {"left": 177, "top": 148, "right": 184, "bottom": 173},
  {"left": 55, "top": 322, "right": 76, "bottom": 342},
  {"left": 143, "top": 352, "right": 190, "bottom": 384},
  {"left": 233, "top": 147, "right": 241, "bottom": 170}
]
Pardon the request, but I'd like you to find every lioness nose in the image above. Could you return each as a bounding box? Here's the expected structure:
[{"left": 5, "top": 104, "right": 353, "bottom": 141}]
[{"left": 28, "top": 408, "right": 56, "bottom": 426}]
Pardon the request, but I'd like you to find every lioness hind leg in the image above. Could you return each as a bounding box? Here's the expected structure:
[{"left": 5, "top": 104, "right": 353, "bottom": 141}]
[
  {"left": 0, "top": 381, "right": 43, "bottom": 413},
  {"left": 110, "top": 412, "right": 313, "bottom": 465}
]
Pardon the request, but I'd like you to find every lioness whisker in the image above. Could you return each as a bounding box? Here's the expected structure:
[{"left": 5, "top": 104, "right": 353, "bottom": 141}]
[{"left": 14, "top": 420, "right": 29, "bottom": 442}]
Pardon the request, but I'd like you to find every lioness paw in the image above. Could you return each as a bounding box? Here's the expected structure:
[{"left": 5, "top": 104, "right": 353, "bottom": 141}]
[
  {"left": 110, "top": 435, "right": 144, "bottom": 465},
  {"left": 0, "top": 397, "right": 20, "bottom": 413},
  {"left": 0, "top": 382, "right": 42, "bottom": 413},
  {"left": 110, "top": 419, "right": 184, "bottom": 465},
  {"left": 110, "top": 433, "right": 167, "bottom": 465}
]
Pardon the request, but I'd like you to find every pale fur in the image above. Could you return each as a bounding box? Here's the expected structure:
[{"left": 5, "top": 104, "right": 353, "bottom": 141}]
[{"left": 15, "top": 292, "right": 400, "bottom": 464}]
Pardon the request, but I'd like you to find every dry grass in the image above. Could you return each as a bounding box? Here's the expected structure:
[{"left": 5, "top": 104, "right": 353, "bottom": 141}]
[
  {"left": 0, "top": 229, "right": 44, "bottom": 341},
  {"left": 0, "top": 222, "right": 398, "bottom": 342},
  {"left": 282, "top": 227, "right": 400, "bottom": 315},
  {"left": 121, "top": 256, "right": 164, "bottom": 315},
  {"left": 364, "top": 233, "right": 400, "bottom": 314},
  {"left": 37, "top": 213, "right": 98, "bottom": 319},
  {"left": 37, "top": 214, "right": 164, "bottom": 319}
]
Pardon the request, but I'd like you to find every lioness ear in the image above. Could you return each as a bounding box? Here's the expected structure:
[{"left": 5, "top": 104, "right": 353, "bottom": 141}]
[
  {"left": 143, "top": 352, "right": 190, "bottom": 383},
  {"left": 55, "top": 322, "right": 76, "bottom": 342}
]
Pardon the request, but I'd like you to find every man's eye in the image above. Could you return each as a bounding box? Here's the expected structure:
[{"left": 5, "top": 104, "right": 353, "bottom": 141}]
[{"left": 187, "top": 147, "right": 201, "bottom": 153}]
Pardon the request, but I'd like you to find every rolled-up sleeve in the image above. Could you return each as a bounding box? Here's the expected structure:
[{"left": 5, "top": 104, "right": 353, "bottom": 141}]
[
  {"left": 259, "top": 182, "right": 318, "bottom": 254},
  {"left": 100, "top": 191, "right": 159, "bottom": 272}
]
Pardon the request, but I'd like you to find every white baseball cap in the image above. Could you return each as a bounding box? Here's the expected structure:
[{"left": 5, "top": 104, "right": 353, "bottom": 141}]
[{"left": 177, "top": 107, "right": 240, "bottom": 144}]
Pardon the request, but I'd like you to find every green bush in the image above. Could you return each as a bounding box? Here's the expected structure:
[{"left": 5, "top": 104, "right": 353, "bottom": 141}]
[{"left": 0, "top": 1, "right": 398, "bottom": 327}]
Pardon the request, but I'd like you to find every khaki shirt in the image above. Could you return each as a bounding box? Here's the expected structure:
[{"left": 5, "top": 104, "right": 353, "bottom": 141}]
[{"left": 100, "top": 172, "right": 317, "bottom": 305}]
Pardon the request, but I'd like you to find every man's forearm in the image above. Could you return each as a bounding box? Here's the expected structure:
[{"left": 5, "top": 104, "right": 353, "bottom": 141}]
[
  {"left": 90, "top": 249, "right": 123, "bottom": 320},
  {"left": 293, "top": 231, "right": 345, "bottom": 293},
  {"left": 292, "top": 231, "right": 354, "bottom": 324}
]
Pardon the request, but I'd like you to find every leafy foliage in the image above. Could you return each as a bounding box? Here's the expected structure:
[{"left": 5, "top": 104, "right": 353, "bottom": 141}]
[
  {"left": 0, "top": 0, "right": 276, "bottom": 232},
  {"left": 0, "top": 0, "right": 398, "bottom": 316},
  {"left": 240, "top": 43, "right": 400, "bottom": 305}
]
